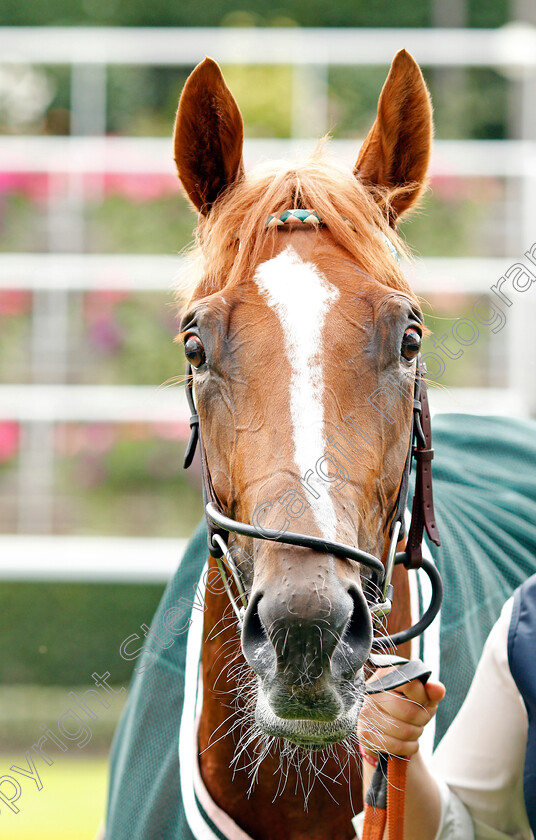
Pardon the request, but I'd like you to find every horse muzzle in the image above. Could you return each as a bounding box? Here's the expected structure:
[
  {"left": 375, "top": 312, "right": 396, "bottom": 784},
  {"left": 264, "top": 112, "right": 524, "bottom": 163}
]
[
  {"left": 254, "top": 689, "right": 364, "bottom": 750},
  {"left": 241, "top": 576, "right": 373, "bottom": 747}
]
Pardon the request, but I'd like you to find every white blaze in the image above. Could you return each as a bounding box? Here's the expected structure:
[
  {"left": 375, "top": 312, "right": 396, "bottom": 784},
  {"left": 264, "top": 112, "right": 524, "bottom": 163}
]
[{"left": 254, "top": 245, "right": 340, "bottom": 541}]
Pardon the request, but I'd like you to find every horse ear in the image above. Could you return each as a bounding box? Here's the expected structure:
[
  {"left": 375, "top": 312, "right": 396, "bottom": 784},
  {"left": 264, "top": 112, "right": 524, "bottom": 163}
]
[
  {"left": 354, "top": 49, "right": 432, "bottom": 221},
  {"left": 174, "top": 57, "right": 244, "bottom": 214}
]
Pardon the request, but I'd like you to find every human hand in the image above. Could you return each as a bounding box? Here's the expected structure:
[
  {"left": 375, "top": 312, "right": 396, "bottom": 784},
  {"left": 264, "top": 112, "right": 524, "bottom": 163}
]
[{"left": 358, "top": 669, "right": 445, "bottom": 758}]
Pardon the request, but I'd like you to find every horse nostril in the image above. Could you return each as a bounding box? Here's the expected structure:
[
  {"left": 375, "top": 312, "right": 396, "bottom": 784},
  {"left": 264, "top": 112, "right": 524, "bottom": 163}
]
[
  {"left": 331, "top": 586, "right": 373, "bottom": 679},
  {"left": 241, "top": 592, "right": 276, "bottom": 678},
  {"left": 241, "top": 584, "right": 372, "bottom": 685}
]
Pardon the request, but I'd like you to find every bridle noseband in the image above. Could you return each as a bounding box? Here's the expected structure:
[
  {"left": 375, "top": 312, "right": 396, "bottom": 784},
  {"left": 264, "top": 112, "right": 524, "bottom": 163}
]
[{"left": 182, "top": 211, "right": 442, "bottom": 650}]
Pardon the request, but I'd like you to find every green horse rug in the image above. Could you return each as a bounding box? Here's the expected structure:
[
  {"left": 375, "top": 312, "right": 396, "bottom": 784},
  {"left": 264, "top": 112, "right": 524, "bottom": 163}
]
[{"left": 105, "top": 413, "right": 536, "bottom": 840}]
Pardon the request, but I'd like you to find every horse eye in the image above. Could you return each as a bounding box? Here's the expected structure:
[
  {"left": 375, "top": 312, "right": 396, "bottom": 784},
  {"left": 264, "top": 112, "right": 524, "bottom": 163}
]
[
  {"left": 401, "top": 327, "right": 422, "bottom": 362},
  {"left": 184, "top": 334, "right": 206, "bottom": 368}
]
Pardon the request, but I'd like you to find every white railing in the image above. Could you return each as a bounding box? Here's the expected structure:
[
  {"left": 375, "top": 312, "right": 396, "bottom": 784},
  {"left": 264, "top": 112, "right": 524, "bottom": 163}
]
[
  {"left": 1, "top": 25, "right": 535, "bottom": 68},
  {"left": 1, "top": 25, "right": 535, "bottom": 554},
  {"left": 0, "top": 534, "right": 187, "bottom": 582},
  {"left": 0, "top": 385, "right": 187, "bottom": 422},
  {"left": 1, "top": 136, "right": 535, "bottom": 177},
  {"left": 0, "top": 252, "right": 519, "bottom": 293},
  {"left": 0, "top": 253, "right": 179, "bottom": 291},
  {"left": 0, "top": 384, "right": 523, "bottom": 423}
]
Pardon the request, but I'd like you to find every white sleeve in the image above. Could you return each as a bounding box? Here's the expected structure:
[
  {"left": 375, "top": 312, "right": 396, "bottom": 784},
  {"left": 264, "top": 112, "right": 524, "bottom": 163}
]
[
  {"left": 431, "top": 597, "right": 531, "bottom": 840},
  {"left": 434, "top": 778, "right": 475, "bottom": 840}
]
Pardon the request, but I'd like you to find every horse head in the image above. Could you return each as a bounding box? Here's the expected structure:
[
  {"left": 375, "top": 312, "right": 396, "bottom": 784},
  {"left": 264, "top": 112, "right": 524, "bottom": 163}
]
[{"left": 175, "top": 51, "right": 432, "bottom": 752}]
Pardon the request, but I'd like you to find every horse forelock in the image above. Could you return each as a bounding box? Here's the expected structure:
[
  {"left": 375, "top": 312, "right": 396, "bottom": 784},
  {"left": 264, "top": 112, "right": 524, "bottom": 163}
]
[{"left": 177, "top": 147, "right": 419, "bottom": 311}]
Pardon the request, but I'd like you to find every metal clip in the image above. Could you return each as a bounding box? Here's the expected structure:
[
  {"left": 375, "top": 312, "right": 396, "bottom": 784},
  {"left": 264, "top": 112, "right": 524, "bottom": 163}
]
[
  {"left": 212, "top": 533, "right": 249, "bottom": 628},
  {"left": 369, "top": 520, "right": 401, "bottom": 624}
]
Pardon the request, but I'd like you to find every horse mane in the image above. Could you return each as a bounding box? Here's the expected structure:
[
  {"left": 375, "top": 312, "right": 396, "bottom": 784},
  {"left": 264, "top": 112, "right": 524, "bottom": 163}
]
[{"left": 178, "top": 145, "right": 419, "bottom": 308}]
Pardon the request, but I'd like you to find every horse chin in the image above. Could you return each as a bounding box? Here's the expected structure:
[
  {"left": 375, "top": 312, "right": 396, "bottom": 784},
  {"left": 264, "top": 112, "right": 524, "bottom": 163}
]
[{"left": 254, "top": 685, "right": 363, "bottom": 752}]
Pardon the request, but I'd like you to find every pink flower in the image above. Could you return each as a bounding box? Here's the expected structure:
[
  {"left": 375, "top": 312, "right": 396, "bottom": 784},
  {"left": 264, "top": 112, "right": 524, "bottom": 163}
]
[
  {"left": 0, "top": 173, "right": 50, "bottom": 202},
  {"left": 0, "top": 290, "right": 31, "bottom": 316},
  {"left": 0, "top": 422, "right": 19, "bottom": 462},
  {"left": 102, "top": 174, "right": 177, "bottom": 202}
]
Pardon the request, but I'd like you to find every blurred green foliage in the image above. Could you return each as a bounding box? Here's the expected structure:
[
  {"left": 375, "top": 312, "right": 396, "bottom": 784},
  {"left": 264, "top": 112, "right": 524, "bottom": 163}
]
[
  {"left": 2, "top": 0, "right": 513, "bottom": 142},
  {"left": 401, "top": 180, "right": 507, "bottom": 258},
  {"left": 329, "top": 66, "right": 508, "bottom": 141},
  {"left": 0, "top": 580, "right": 165, "bottom": 684},
  {"left": 0, "top": 423, "right": 204, "bottom": 534},
  {"left": 0, "top": 193, "right": 48, "bottom": 250},
  {"left": 0, "top": 306, "right": 31, "bottom": 384},
  {"left": 88, "top": 193, "right": 193, "bottom": 253},
  {"left": 106, "top": 66, "right": 189, "bottom": 136},
  {"left": 221, "top": 65, "right": 293, "bottom": 137},
  {"left": 0, "top": 287, "right": 187, "bottom": 386},
  {"left": 429, "top": 69, "right": 508, "bottom": 140},
  {"left": 76, "top": 291, "right": 182, "bottom": 386},
  {"left": 328, "top": 67, "right": 394, "bottom": 138},
  {"left": 35, "top": 61, "right": 512, "bottom": 141},
  {"left": 0, "top": 179, "right": 507, "bottom": 260},
  {"left": 421, "top": 296, "right": 501, "bottom": 388},
  {"left": 55, "top": 432, "right": 202, "bottom": 536},
  {"left": 1, "top": 0, "right": 508, "bottom": 28}
]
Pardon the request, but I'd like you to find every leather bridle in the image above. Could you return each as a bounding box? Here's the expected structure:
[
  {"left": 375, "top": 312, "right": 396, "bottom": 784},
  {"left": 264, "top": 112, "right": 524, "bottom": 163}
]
[
  {"left": 183, "top": 351, "right": 442, "bottom": 650},
  {"left": 180, "top": 213, "right": 443, "bottom": 840}
]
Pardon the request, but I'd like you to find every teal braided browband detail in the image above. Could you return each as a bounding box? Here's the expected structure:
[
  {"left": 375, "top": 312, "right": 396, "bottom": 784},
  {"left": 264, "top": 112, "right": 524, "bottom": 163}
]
[
  {"left": 266, "top": 209, "right": 323, "bottom": 227},
  {"left": 265, "top": 209, "right": 400, "bottom": 263}
]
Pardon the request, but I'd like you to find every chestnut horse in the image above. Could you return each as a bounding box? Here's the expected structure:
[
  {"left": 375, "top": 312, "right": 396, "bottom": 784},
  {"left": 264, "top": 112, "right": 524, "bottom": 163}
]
[{"left": 169, "top": 49, "right": 433, "bottom": 840}]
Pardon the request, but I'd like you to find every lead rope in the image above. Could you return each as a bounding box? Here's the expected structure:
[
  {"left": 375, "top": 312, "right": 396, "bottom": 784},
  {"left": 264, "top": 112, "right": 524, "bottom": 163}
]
[
  {"left": 362, "top": 755, "right": 407, "bottom": 840},
  {"left": 387, "top": 759, "right": 408, "bottom": 840},
  {"left": 360, "top": 660, "right": 432, "bottom": 839}
]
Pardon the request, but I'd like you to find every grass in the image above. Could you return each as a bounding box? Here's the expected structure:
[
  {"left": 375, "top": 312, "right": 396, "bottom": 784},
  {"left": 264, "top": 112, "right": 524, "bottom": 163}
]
[
  {"left": 0, "top": 753, "right": 108, "bottom": 839},
  {"left": 0, "top": 686, "right": 127, "bottom": 749},
  {"left": 0, "top": 685, "right": 124, "bottom": 838}
]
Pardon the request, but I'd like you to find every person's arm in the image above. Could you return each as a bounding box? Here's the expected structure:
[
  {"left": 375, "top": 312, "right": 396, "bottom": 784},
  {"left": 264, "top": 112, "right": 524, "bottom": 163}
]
[
  {"left": 430, "top": 598, "right": 530, "bottom": 839},
  {"left": 358, "top": 675, "right": 446, "bottom": 840},
  {"left": 358, "top": 597, "right": 530, "bottom": 840}
]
